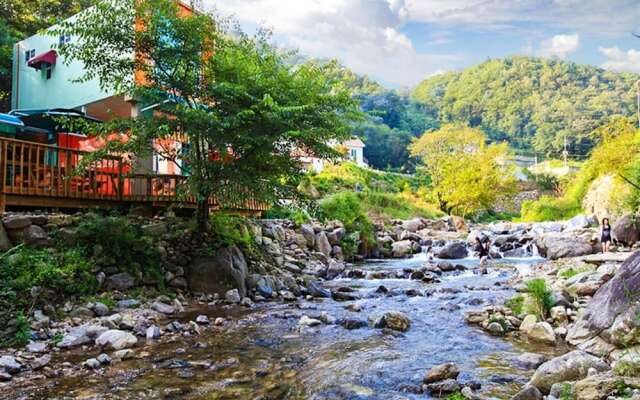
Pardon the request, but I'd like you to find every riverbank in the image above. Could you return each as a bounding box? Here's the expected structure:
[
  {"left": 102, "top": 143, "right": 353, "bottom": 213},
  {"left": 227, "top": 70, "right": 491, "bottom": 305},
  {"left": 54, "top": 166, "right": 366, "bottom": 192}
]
[{"left": 1, "top": 211, "right": 640, "bottom": 399}]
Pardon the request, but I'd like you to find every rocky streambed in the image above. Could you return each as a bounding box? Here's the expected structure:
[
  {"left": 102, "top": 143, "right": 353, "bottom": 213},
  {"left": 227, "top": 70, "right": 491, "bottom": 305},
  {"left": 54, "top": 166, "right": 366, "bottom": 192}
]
[{"left": 2, "top": 253, "right": 566, "bottom": 400}]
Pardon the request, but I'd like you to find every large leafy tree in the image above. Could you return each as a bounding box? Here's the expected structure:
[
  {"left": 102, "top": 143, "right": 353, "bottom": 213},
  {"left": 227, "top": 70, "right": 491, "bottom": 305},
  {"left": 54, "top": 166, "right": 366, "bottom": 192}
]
[
  {"left": 0, "top": 0, "right": 92, "bottom": 110},
  {"left": 54, "top": 0, "right": 360, "bottom": 230},
  {"left": 410, "top": 124, "right": 517, "bottom": 217}
]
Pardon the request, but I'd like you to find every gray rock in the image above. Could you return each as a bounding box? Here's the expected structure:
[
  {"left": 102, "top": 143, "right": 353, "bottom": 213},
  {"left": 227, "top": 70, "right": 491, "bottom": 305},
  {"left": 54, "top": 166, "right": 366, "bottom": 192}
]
[
  {"left": 0, "top": 370, "right": 11, "bottom": 381},
  {"left": 151, "top": 300, "right": 174, "bottom": 315},
  {"left": 30, "top": 354, "right": 51, "bottom": 370},
  {"left": 0, "top": 356, "right": 22, "bottom": 373},
  {"left": 0, "top": 223, "right": 11, "bottom": 251},
  {"left": 307, "top": 281, "right": 331, "bottom": 298},
  {"left": 299, "top": 315, "right": 322, "bottom": 327},
  {"left": 26, "top": 341, "right": 48, "bottom": 353},
  {"left": 84, "top": 358, "right": 101, "bottom": 369},
  {"left": 8, "top": 224, "right": 51, "bottom": 246},
  {"left": 113, "top": 349, "right": 135, "bottom": 360},
  {"left": 2, "top": 215, "right": 32, "bottom": 230},
  {"left": 325, "top": 259, "right": 345, "bottom": 279},
  {"left": 58, "top": 326, "right": 92, "bottom": 348},
  {"left": 96, "top": 329, "right": 138, "bottom": 350},
  {"left": 225, "top": 289, "right": 241, "bottom": 303},
  {"left": 315, "top": 231, "right": 332, "bottom": 257},
  {"left": 567, "top": 251, "right": 640, "bottom": 345},
  {"left": 392, "top": 240, "right": 414, "bottom": 258},
  {"left": 300, "top": 224, "right": 315, "bottom": 248},
  {"left": 105, "top": 272, "right": 136, "bottom": 291},
  {"left": 93, "top": 302, "right": 110, "bottom": 317},
  {"left": 527, "top": 322, "right": 556, "bottom": 344},
  {"left": 376, "top": 311, "right": 411, "bottom": 332},
  {"left": 117, "top": 299, "right": 140, "bottom": 309},
  {"left": 423, "top": 363, "right": 460, "bottom": 383},
  {"left": 613, "top": 214, "right": 640, "bottom": 246},
  {"left": 563, "top": 215, "right": 594, "bottom": 231},
  {"left": 195, "top": 315, "right": 210, "bottom": 325},
  {"left": 515, "top": 353, "right": 546, "bottom": 370},
  {"left": 424, "top": 379, "right": 460, "bottom": 395},
  {"left": 537, "top": 233, "right": 594, "bottom": 260},
  {"left": 97, "top": 353, "right": 112, "bottom": 364},
  {"left": 512, "top": 386, "right": 543, "bottom": 400},
  {"left": 187, "top": 246, "right": 248, "bottom": 297},
  {"left": 403, "top": 218, "right": 425, "bottom": 233},
  {"left": 146, "top": 325, "right": 161, "bottom": 340},
  {"left": 528, "top": 350, "right": 609, "bottom": 393},
  {"left": 436, "top": 241, "right": 468, "bottom": 259}
]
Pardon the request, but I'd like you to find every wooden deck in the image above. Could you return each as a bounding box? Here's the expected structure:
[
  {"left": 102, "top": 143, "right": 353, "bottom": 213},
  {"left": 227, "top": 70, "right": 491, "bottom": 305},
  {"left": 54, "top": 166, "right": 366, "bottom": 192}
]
[{"left": 0, "top": 136, "right": 268, "bottom": 214}]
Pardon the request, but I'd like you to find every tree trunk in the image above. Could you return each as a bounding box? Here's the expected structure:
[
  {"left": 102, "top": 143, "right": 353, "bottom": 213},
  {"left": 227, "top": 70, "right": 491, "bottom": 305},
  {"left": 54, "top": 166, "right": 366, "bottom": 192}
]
[{"left": 196, "top": 198, "right": 209, "bottom": 233}]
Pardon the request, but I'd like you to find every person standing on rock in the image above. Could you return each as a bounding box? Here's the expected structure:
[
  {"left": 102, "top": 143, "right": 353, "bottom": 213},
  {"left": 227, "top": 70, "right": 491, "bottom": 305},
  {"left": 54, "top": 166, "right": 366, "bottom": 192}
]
[
  {"left": 474, "top": 237, "right": 489, "bottom": 266},
  {"left": 601, "top": 218, "right": 612, "bottom": 253}
]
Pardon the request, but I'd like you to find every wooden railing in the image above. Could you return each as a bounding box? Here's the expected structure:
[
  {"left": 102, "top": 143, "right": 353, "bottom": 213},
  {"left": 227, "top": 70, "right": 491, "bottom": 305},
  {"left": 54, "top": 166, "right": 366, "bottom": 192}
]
[{"left": 0, "top": 136, "right": 268, "bottom": 212}]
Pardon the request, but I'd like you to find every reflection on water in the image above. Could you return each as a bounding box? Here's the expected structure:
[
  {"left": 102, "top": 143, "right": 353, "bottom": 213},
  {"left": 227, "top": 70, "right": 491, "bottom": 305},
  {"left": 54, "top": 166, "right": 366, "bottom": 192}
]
[{"left": 10, "top": 255, "right": 560, "bottom": 400}]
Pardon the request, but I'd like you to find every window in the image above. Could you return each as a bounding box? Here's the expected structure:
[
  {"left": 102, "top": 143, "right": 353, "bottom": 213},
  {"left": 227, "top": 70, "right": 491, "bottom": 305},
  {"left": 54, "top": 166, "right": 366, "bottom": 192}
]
[
  {"left": 350, "top": 149, "right": 357, "bottom": 160},
  {"left": 58, "top": 34, "right": 71, "bottom": 45},
  {"left": 44, "top": 65, "right": 52, "bottom": 79},
  {"left": 24, "top": 49, "right": 35, "bottom": 63}
]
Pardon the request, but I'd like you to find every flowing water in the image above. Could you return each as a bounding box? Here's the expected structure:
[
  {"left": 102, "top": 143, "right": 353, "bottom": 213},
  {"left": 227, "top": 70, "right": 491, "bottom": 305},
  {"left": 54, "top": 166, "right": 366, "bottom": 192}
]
[{"left": 8, "top": 254, "right": 564, "bottom": 400}]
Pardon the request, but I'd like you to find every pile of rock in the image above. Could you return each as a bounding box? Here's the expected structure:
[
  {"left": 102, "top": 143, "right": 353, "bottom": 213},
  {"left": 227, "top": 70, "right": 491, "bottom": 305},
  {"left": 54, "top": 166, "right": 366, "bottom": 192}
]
[{"left": 421, "top": 363, "right": 481, "bottom": 398}]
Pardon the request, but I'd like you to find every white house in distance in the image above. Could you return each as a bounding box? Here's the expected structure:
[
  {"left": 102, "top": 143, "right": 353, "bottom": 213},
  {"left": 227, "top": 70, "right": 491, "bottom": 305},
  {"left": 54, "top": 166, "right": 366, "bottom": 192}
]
[{"left": 300, "top": 138, "right": 367, "bottom": 173}]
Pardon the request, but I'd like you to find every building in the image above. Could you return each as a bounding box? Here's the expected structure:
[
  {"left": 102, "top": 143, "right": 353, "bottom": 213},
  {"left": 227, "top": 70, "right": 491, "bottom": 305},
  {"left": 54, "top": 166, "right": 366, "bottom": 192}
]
[
  {"left": 300, "top": 138, "right": 367, "bottom": 173},
  {"left": 0, "top": 3, "right": 265, "bottom": 214}
]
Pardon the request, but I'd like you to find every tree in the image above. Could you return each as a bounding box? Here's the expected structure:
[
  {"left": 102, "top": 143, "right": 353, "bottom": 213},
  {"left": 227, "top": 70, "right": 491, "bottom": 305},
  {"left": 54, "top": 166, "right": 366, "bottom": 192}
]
[
  {"left": 410, "top": 124, "right": 517, "bottom": 217},
  {"left": 54, "top": 0, "right": 360, "bottom": 231},
  {"left": 0, "top": 0, "right": 92, "bottom": 110}
]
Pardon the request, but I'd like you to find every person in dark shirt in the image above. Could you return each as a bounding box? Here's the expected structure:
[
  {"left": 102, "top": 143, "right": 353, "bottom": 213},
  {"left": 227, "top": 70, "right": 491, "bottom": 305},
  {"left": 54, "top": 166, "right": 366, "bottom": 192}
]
[
  {"left": 601, "top": 218, "right": 612, "bottom": 253},
  {"left": 474, "top": 237, "right": 489, "bottom": 265}
]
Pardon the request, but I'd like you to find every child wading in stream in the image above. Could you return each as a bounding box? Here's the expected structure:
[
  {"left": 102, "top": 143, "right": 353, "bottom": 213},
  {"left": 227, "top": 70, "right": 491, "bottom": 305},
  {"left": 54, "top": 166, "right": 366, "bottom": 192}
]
[
  {"left": 601, "top": 217, "right": 612, "bottom": 253},
  {"left": 474, "top": 237, "right": 490, "bottom": 266}
]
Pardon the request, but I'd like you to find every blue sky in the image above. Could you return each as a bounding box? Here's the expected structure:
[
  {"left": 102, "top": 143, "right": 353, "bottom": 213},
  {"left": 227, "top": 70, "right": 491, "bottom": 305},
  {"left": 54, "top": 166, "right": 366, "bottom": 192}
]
[{"left": 208, "top": 0, "right": 640, "bottom": 87}]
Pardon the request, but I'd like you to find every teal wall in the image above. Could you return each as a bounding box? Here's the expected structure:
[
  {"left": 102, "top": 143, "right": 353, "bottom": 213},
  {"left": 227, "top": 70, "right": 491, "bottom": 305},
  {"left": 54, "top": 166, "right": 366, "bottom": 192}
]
[{"left": 11, "top": 13, "right": 115, "bottom": 111}]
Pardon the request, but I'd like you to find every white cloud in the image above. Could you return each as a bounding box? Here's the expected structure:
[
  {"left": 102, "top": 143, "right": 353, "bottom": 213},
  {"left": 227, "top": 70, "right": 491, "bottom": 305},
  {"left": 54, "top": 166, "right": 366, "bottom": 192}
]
[
  {"left": 599, "top": 46, "right": 640, "bottom": 73},
  {"left": 538, "top": 33, "right": 580, "bottom": 59},
  {"left": 206, "top": 0, "right": 460, "bottom": 86}
]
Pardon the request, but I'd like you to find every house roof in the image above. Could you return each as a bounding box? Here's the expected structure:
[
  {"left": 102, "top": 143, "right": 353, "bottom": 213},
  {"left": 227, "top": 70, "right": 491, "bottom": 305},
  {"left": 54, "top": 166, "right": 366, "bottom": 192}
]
[{"left": 343, "top": 138, "right": 365, "bottom": 148}]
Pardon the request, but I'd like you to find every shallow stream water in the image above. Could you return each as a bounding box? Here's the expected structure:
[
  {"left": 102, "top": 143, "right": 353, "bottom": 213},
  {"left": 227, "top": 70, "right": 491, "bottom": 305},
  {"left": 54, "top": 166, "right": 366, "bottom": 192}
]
[{"left": 8, "top": 254, "right": 564, "bottom": 400}]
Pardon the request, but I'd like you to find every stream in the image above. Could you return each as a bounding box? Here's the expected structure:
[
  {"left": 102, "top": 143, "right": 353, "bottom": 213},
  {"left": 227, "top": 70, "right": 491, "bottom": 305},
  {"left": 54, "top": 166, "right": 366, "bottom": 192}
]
[{"left": 9, "top": 253, "right": 565, "bottom": 400}]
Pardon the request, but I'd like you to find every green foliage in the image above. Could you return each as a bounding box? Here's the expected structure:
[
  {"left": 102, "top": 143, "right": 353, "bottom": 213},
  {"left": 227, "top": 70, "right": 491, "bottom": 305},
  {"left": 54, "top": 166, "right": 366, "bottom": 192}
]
[
  {"left": 318, "top": 192, "right": 375, "bottom": 256},
  {"left": 0, "top": 246, "right": 97, "bottom": 345},
  {"left": 412, "top": 56, "right": 639, "bottom": 155},
  {"left": 505, "top": 295, "right": 525, "bottom": 316},
  {"left": 446, "top": 392, "right": 466, "bottom": 400},
  {"left": 209, "top": 214, "right": 253, "bottom": 249},
  {"left": 559, "top": 383, "right": 573, "bottom": 400},
  {"left": 525, "top": 278, "right": 554, "bottom": 319},
  {"left": 614, "top": 360, "right": 640, "bottom": 377},
  {"left": 12, "top": 312, "right": 31, "bottom": 347},
  {"left": 558, "top": 266, "right": 591, "bottom": 279},
  {"left": 521, "top": 117, "right": 640, "bottom": 221},
  {"left": 74, "top": 214, "right": 162, "bottom": 282},
  {"left": 358, "top": 192, "right": 441, "bottom": 221},
  {"left": 264, "top": 204, "right": 310, "bottom": 226},
  {"left": 54, "top": 0, "right": 361, "bottom": 230},
  {"left": 410, "top": 124, "right": 518, "bottom": 217}
]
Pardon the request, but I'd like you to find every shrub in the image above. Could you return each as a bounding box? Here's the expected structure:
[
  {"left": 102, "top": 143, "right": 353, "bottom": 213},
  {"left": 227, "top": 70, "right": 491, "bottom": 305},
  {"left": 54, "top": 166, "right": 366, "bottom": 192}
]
[
  {"left": 446, "top": 392, "right": 466, "bottom": 400},
  {"left": 558, "top": 266, "right": 590, "bottom": 279},
  {"left": 73, "top": 214, "right": 162, "bottom": 281},
  {"left": 505, "top": 295, "right": 525, "bottom": 316},
  {"left": 318, "top": 192, "right": 375, "bottom": 255},
  {"left": 0, "top": 246, "right": 98, "bottom": 345},
  {"left": 614, "top": 360, "right": 640, "bottom": 377},
  {"left": 263, "top": 204, "right": 310, "bottom": 225},
  {"left": 209, "top": 214, "right": 254, "bottom": 250},
  {"left": 525, "top": 278, "right": 554, "bottom": 319}
]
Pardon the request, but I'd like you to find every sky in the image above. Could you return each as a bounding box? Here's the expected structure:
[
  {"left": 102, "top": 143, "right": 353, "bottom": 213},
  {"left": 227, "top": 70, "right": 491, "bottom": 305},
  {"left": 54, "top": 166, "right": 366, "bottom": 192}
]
[{"left": 205, "top": 0, "right": 640, "bottom": 88}]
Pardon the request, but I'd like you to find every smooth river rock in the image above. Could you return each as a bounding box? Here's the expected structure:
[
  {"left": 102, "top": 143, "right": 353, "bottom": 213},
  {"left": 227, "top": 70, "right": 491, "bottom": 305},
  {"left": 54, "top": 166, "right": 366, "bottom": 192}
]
[
  {"left": 96, "top": 329, "right": 138, "bottom": 350},
  {"left": 528, "top": 350, "right": 609, "bottom": 393}
]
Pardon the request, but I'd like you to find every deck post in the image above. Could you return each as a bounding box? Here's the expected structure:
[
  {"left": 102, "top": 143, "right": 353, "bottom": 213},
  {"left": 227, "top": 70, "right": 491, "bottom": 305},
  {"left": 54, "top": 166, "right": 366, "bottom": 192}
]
[
  {"left": 117, "top": 158, "right": 124, "bottom": 201},
  {"left": 0, "top": 140, "right": 5, "bottom": 214}
]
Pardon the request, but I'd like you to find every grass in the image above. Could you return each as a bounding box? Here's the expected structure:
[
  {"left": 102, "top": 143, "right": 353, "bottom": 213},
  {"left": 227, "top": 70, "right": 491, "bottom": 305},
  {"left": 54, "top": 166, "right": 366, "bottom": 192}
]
[
  {"left": 264, "top": 204, "right": 310, "bottom": 225},
  {"left": 559, "top": 383, "right": 573, "bottom": 400},
  {"left": 558, "top": 266, "right": 591, "bottom": 279},
  {"left": 614, "top": 360, "right": 640, "bottom": 377},
  {"left": 446, "top": 392, "right": 466, "bottom": 400},
  {"left": 525, "top": 278, "right": 554, "bottom": 319},
  {"left": 505, "top": 295, "right": 525, "bottom": 316}
]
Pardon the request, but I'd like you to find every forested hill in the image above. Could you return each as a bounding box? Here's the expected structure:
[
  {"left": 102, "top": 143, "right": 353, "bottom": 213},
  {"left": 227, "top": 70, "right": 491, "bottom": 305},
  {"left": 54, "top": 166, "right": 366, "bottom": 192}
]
[{"left": 411, "top": 56, "right": 639, "bottom": 157}]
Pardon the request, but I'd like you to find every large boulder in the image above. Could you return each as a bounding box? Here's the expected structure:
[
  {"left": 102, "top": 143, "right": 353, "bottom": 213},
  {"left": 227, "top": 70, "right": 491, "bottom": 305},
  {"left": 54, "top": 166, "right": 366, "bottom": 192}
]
[
  {"left": 436, "top": 241, "right": 468, "bottom": 259},
  {"left": 187, "top": 245, "right": 248, "bottom": 297},
  {"left": 96, "top": 329, "right": 138, "bottom": 350},
  {"left": 536, "top": 233, "right": 594, "bottom": 260},
  {"left": 566, "top": 251, "right": 640, "bottom": 345},
  {"left": 402, "top": 218, "right": 425, "bottom": 233},
  {"left": 375, "top": 311, "right": 411, "bottom": 332},
  {"left": 528, "top": 350, "right": 609, "bottom": 393},
  {"left": 527, "top": 322, "right": 556, "bottom": 344},
  {"left": 613, "top": 214, "right": 640, "bottom": 246},
  {"left": 315, "top": 231, "right": 332, "bottom": 257},
  {"left": 563, "top": 215, "right": 595, "bottom": 231},
  {"left": 423, "top": 363, "right": 459, "bottom": 383},
  {"left": 105, "top": 272, "right": 136, "bottom": 291},
  {"left": 8, "top": 225, "right": 51, "bottom": 246},
  {"left": 391, "top": 240, "right": 414, "bottom": 258}
]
